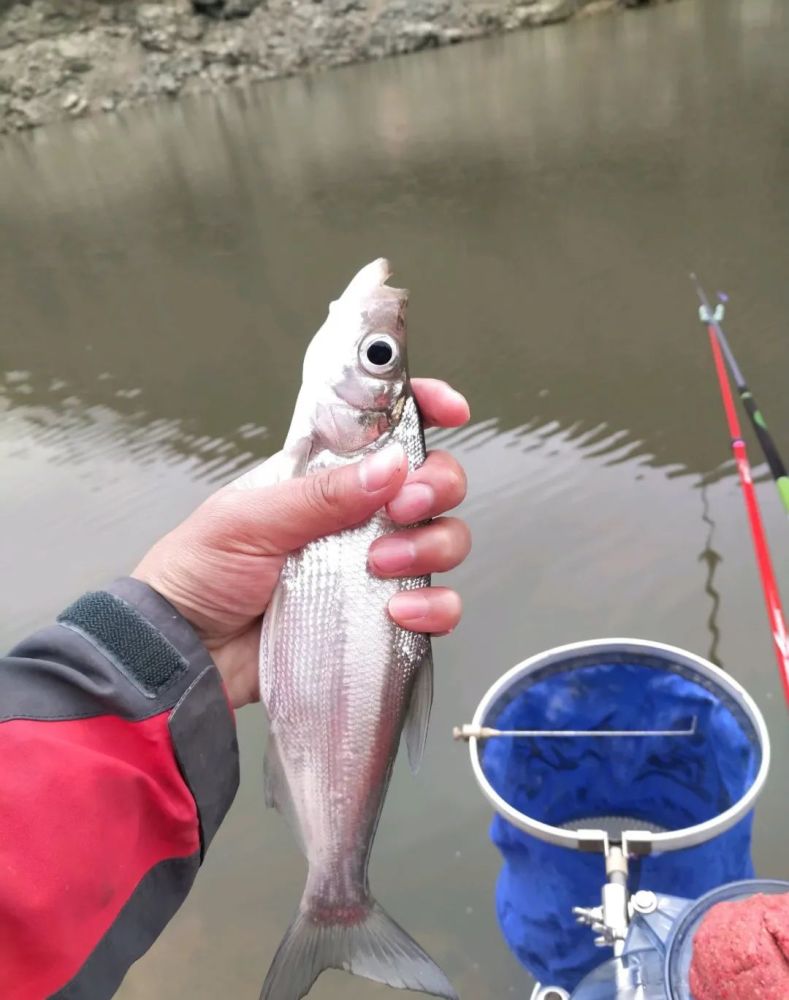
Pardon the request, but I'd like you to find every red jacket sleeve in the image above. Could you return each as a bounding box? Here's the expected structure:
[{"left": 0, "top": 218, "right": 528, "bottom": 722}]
[{"left": 0, "top": 578, "right": 240, "bottom": 1000}]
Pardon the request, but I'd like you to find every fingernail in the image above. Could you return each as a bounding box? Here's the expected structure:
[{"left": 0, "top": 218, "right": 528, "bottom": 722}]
[
  {"left": 370, "top": 538, "right": 417, "bottom": 574},
  {"left": 388, "top": 482, "right": 435, "bottom": 523},
  {"left": 389, "top": 590, "right": 430, "bottom": 622},
  {"left": 359, "top": 444, "right": 405, "bottom": 492}
]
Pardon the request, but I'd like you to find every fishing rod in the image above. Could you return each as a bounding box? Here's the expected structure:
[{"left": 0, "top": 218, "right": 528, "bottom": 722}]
[
  {"left": 692, "top": 276, "right": 789, "bottom": 515},
  {"left": 693, "top": 277, "right": 789, "bottom": 705}
]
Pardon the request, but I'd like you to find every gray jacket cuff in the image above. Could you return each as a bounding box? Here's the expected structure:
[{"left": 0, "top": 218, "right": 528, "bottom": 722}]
[{"left": 105, "top": 577, "right": 240, "bottom": 856}]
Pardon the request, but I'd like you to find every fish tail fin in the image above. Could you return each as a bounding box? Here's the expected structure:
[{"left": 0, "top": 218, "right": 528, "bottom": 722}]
[{"left": 260, "top": 900, "right": 457, "bottom": 1000}]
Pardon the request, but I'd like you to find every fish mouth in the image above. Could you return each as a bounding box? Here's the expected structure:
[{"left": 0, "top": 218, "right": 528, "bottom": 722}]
[{"left": 339, "top": 258, "right": 409, "bottom": 306}]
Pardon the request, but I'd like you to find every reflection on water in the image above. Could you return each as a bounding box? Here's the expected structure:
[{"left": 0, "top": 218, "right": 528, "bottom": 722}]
[
  {"left": 1, "top": 371, "right": 266, "bottom": 481},
  {"left": 3, "top": 0, "right": 789, "bottom": 996},
  {"left": 697, "top": 481, "right": 723, "bottom": 668}
]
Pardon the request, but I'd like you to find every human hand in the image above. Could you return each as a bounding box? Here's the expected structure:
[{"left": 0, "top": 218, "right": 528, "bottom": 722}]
[{"left": 133, "top": 379, "right": 471, "bottom": 709}]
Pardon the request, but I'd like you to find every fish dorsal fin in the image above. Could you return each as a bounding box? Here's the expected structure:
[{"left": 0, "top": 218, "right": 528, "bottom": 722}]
[
  {"left": 263, "top": 729, "right": 306, "bottom": 856},
  {"left": 403, "top": 647, "right": 434, "bottom": 774}
]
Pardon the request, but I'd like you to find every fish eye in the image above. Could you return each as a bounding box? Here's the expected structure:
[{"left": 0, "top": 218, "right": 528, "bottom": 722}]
[
  {"left": 367, "top": 340, "right": 393, "bottom": 366},
  {"left": 360, "top": 334, "right": 399, "bottom": 375}
]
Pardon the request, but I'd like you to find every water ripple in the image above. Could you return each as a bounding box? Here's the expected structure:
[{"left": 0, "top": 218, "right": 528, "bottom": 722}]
[{"left": 1, "top": 376, "right": 270, "bottom": 491}]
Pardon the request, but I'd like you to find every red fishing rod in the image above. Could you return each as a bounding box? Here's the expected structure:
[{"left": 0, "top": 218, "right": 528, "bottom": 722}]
[{"left": 695, "top": 281, "right": 789, "bottom": 706}]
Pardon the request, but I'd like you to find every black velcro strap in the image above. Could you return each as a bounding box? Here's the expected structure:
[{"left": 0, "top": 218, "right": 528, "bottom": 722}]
[{"left": 57, "top": 591, "right": 188, "bottom": 699}]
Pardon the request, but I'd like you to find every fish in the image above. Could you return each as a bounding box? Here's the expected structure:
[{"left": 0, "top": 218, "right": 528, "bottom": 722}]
[{"left": 238, "top": 259, "right": 458, "bottom": 1000}]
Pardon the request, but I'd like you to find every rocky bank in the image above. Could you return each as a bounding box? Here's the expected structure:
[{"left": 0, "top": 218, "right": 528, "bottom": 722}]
[{"left": 0, "top": 0, "right": 670, "bottom": 134}]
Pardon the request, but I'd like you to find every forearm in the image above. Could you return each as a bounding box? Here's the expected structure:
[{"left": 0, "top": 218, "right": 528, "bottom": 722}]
[{"left": 0, "top": 578, "right": 239, "bottom": 1000}]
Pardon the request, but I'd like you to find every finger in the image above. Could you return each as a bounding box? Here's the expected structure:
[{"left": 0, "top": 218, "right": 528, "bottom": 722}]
[
  {"left": 210, "top": 443, "right": 408, "bottom": 555},
  {"left": 411, "top": 378, "right": 470, "bottom": 429},
  {"left": 386, "top": 449, "right": 467, "bottom": 524},
  {"left": 388, "top": 587, "right": 462, "bottom": 634},
  {"left": 369, "top": 517, "right": 471, "bottom": 577}
]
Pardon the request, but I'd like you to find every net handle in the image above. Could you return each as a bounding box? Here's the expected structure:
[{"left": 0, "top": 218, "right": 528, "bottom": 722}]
[{"left": 468, "top": 638, "right": 771, "bottom": 855}]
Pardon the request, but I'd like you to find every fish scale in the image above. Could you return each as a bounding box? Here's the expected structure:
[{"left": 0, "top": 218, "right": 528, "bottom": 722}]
[{"left": 267, "top": 402, "right": 428, "bottom": 909}]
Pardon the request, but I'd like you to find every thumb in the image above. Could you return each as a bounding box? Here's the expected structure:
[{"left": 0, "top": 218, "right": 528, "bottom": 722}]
[{"left": 214, "top": 443, "right": 408, "bottom": 555}]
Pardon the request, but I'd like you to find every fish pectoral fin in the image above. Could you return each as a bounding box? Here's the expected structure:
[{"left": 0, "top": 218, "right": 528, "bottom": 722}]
[
  {"left": 231, "top": 436, "right": 311, "bottom": 490},
  {"left": 403, "top": 646, "right": 434, "bottom": 774},
  {"left": 263, "top": 731, "right": 306, "bottom": 856}
]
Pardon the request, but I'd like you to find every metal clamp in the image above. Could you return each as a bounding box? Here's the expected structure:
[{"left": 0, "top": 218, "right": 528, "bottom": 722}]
[
  {"left": 699, "top": 303, "right": 725, "bottom": 324},
  {"left": 572, "top": 845, "right": 633, "bottom": 954}
]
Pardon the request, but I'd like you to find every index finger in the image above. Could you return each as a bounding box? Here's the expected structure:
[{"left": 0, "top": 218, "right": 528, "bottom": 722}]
[{"left": 411, "top": 378, "right": 470, "bottom": 429}]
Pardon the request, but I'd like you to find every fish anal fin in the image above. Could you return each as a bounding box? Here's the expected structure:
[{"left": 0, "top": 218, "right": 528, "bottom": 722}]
[
  {"left": 404, "top": 646, "right": 434, "bottom": 774},
  {"left": 263, "top": 731, "right": 305, "bottom": 856}
]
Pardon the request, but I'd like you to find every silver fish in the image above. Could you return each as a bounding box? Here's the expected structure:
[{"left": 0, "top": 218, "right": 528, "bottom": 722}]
[{"left": 238, "top": 259, "right": 457, "bottom": 1000}]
